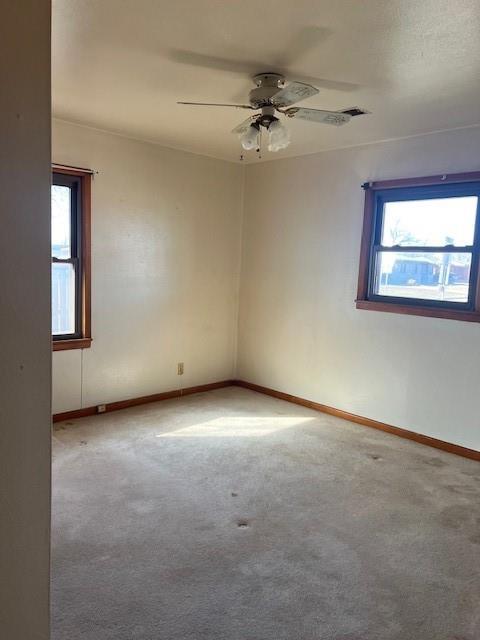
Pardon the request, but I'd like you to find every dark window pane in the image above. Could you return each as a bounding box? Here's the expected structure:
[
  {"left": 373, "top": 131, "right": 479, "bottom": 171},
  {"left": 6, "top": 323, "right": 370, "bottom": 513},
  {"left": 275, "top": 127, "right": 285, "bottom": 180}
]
[
  {"left": 52, "top": 262, "right": 76, "bottom": 334},
  {"left": 381, "top": 197, "right": 477, "bottom": 247},
  {"left": 374, "top": 251, "right": 472, "bottom": 303},
  {"left": 51, "top": 185, "right": 71, "bottom": 258}
]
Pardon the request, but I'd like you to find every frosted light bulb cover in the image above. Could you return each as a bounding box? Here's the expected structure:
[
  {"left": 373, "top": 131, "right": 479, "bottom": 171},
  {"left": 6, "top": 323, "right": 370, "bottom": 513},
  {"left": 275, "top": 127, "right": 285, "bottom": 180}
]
[
  {"left": 240, "top": 125, "right": 258, "bottom": 150},
  {"left": 267, "top": 120, "right": 290, "bottom": 152}
]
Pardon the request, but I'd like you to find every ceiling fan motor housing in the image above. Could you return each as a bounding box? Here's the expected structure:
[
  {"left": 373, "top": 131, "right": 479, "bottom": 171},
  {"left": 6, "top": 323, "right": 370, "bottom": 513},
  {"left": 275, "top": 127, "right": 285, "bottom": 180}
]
[
  {"left": 249, "top": 73, "right": 285, "bottom": 108},
  {"left": 256, "top": 105, "right": 277, "bottom": 129}
]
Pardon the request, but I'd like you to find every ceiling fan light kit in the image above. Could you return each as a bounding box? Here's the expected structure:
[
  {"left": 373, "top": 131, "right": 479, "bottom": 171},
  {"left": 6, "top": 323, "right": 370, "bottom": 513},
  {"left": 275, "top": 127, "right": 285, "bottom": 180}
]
[
  {"left": 267, "top": 119, "right": 290, "bottom": 152},
  {"left": 178, "top": 72, "right": 369, "bottom": 156},
  {"left": 240, "top": 122, "right": 260, "bottom": 151}
]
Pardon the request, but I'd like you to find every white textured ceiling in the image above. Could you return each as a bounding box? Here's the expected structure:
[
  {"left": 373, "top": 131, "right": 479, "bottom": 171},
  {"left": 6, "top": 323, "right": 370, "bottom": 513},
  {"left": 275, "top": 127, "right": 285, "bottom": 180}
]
[{"left": 53, "top": 0, "right": 480, "bottom": 162}]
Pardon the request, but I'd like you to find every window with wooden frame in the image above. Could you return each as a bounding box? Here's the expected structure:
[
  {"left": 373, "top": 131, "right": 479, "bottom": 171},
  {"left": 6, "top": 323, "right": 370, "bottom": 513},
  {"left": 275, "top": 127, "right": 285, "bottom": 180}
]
[
  {"left": 356, "top": 172, "right": 480, "bottom": 323},
  {"left": 51, "top": 166, "right": 92, "bottom": 350}
]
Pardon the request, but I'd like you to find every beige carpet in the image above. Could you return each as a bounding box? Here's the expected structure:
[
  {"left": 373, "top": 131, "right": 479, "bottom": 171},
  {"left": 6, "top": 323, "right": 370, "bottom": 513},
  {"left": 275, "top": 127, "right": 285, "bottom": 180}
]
[{"left": 52, "top": 386, "right": 480, "bottom": 639}]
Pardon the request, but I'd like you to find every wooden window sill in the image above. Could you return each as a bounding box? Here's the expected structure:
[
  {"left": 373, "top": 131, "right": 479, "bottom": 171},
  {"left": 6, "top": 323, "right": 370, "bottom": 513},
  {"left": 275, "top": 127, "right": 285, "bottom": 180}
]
[
  {"left": 356, "top": 299, "right": 480, "bottom": 323},
  {"left": 52, "top": 337, "right": 92, "bottom": 351}
]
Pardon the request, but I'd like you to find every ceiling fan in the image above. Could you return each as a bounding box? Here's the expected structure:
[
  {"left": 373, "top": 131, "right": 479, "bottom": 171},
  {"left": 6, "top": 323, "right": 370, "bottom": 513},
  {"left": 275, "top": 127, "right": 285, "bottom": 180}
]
[{"left": 178, "top": 73, "right": 369, "bottom": 154}]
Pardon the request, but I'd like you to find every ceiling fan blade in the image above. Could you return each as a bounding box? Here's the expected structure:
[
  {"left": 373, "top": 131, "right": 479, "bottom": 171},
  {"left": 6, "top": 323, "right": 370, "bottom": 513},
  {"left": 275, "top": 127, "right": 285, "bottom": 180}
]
[
  {"left": 232, "top": 116, "right": 258, "bottom": 135},
  {"left": 271, "top": 82, "right": 319, "bottom": 107},
  {"left": 178, "top": 101, "right": 254, "bottom": 109},
  {"left": 339, "top": 107, "right": 371, "bottom": 117},
  {"left": 284, "top": 107, "right": 351, "bottom": 126},
  {"left": 170, "top": 49, "right": 359, "bottom": 93}
]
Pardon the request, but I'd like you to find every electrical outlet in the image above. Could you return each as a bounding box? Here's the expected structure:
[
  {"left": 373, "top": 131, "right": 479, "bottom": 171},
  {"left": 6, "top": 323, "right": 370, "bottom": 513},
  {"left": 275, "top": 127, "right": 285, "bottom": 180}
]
[
  {"left": 177, "top": 362, "right": 184, "bottom": 376},
  {"left": 97, "top": 404, "right": 106, "bottom": 414}
]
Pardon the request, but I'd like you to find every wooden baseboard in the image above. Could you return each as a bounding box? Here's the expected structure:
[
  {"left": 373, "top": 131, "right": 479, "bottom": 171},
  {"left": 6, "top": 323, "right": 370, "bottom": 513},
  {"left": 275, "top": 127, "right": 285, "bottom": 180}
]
[
  {"left": 53, "top": 377, "right": 479, "bottom": 462},
  {"left": 233, "top": 380, "right": 480, "bottom": 462},
  {"left": 52, "top": 380, "right": 234, "bottom": 423}
]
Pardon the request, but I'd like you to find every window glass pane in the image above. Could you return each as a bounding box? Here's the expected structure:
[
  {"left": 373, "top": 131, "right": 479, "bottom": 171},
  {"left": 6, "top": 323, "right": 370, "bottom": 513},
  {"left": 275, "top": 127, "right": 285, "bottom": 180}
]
[
  {"left": 52, "top": 263, "right": 76, "bottom": 334},
  {"left": 51, "top": 185, "right": 71, "bottom": 258},
  {"left": 381, "top": 197, "right": 477, "bottom": 247},
  {"left": 374, "top": 251, "right": 472, "bottom": 303}
]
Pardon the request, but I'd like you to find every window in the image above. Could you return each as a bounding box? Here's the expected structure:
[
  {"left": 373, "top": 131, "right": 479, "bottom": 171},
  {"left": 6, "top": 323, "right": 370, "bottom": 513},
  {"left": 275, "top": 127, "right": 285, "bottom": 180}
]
[
  {"left": 356, "top": 172, "right": 480, "bottom": 322},
  {"left": 52, "top": 166, "right": 92, "bottom": 350}
]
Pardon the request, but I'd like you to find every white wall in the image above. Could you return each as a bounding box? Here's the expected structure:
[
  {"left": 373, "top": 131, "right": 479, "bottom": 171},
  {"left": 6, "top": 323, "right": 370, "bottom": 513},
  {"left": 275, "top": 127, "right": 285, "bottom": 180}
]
[
  {"left": 52, "top": 120, "right": 243, "bottom": 413},
  {"left": 52, "top": 120, "right": 480, "bottom": 451},
  {"left": 0, "top": 2, "right": 51, "bottom": 638},
  {"left": 238, "top": 127, "right": 480, "bottom": 451}
]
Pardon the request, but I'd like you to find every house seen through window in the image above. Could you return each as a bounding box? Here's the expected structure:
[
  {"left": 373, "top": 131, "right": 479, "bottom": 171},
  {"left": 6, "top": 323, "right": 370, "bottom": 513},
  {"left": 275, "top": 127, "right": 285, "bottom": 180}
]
[
  {"left": 375, "top": 196, "right": 477, "bottom": 303},
  {"left": 357, "top": 174, "right": 480, "bottom": 322}
]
